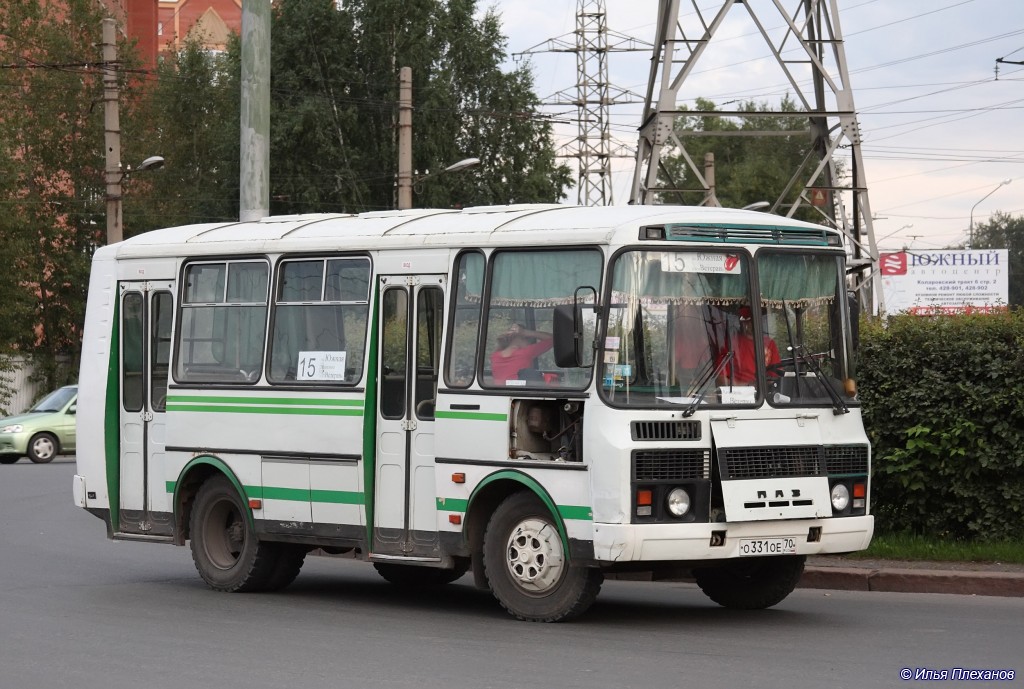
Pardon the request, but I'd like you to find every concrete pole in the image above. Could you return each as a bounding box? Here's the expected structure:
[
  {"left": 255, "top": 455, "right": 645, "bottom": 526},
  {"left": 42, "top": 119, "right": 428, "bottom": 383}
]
[
  {"left": 397, "top": 67, "right": 413, "bottom": 210},
  {"left": 102, "top": 19, "right": 123, "bottom": 244},
  {"left": 703, "top": 151, "right": 720, "bottom": 207},
  {"left": 239, "top": 0, "right": 271, "bottom": 222}
]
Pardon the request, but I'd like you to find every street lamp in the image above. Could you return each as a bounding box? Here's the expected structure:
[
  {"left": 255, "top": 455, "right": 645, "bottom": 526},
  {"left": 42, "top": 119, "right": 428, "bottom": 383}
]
[
  {"left": 968, "top": 178, "right": 1012, "bottom": 248},
  {"left": 404, "top": 157, "right": 481, "bottom": 205},
  {"left": 107, "top": 155, "right": 165, "bottom": 245}
]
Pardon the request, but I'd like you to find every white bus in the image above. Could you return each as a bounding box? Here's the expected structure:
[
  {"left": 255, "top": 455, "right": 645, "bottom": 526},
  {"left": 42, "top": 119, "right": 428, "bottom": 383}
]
[{"left": 74, "top": 204, "right": 872, "bottom": 622}]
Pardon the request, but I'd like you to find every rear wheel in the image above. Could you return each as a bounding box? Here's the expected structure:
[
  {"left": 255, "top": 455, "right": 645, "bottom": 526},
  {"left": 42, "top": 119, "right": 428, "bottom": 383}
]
[
  {"left": 694, "top": 555, "right": 805, "bottom": 609},
  {"left": 483, "top": 492, "right": 602, "bottom": 622},
  {"left": 0, "top": 455, "right": 20, "bottom": 465},
  {"left": 373, "top": 560, "right": 469, "bottom": 588},
  {"left": 189, "top": 475, "right": 278, "bottom": 592},
  {"left": 27, "top": 433, "right": 58, "bottom": 463}
]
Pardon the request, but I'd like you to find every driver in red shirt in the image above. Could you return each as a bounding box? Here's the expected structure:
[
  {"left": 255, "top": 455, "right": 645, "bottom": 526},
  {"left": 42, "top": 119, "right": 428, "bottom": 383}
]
[
  {"left": 490, "top": 323, "right": 552, "bottom": 385},
  {"left": 717, "top": 306, "right": 780, "bottom": 386}
]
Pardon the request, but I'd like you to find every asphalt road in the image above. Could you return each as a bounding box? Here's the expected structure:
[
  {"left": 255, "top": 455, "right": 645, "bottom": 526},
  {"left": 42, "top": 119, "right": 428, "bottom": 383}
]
[{"left": 2, "top": 459, "right": 1021, "bottom": 689}]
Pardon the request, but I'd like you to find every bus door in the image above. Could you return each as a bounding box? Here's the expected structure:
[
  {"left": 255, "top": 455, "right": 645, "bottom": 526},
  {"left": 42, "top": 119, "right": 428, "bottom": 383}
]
[
  {"left": 373, "top": 275, "right": 446, "bottom": 559},
  {"left": 118, "top": 281, "right": 174, "bottom": 536}
]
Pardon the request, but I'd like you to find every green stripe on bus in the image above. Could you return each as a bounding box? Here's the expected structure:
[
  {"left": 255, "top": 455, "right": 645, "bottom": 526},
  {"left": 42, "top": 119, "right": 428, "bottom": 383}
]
[
  {"left": 165, "top": 404, "right": 363, "bottom": 416},
  {"left": 434, "top": 410, "right": 508, "bottom": 421},
  {"left": 166, "top": 481, "right": 362, "bottom": 505},
  {"left": 558, "top": 505, "right": 594, "bottom": 521},
  {"left": 436, "top": 497, "right": 469, "bottom": 512},
  {"left": 436, "top": 497, "right": 592, "bottom": 521},
  {"left": 309, "top": 489, "right": 364, "bottom": 505},
  {"left": 166, "top": 395, "right": 363, "bottom": 407}
]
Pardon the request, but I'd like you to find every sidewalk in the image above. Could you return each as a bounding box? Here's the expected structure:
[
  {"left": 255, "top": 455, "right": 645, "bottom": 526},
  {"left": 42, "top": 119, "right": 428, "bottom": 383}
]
[{"left": 801, "top": 555, "right": 1024, "bottom": 597}]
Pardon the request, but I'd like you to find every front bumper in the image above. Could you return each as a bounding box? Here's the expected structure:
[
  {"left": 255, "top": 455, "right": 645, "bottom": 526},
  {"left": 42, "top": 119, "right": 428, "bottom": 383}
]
[
  {"left": 0, "top": 432, "right": 28, "bottom": 455},
  {"left": 593, "top": 515, "right": 873, "bottom": 563}
]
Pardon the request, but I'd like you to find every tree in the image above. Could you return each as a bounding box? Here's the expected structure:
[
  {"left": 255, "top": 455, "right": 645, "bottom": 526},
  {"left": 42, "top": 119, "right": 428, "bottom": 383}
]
[
  {"left": 0, "top": 0, "right": 111, "bottom": 389},
  {"left": 969, "top": 211, "right": 1024, "bottom": 308},
  {"left": 268, "top": 0, "right": 571, "bottom": 213},
  {"left": 657, "top": 96, "right": 819, "bottom": 219},
  {"left": 122, "top": 37, "right": 242, "bottom": 235}
]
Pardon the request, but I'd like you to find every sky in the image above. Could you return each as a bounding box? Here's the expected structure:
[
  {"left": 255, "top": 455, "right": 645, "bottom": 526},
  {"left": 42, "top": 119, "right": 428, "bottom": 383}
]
[{"left": 486, "top": 0, "right": 1024, "bottom": 253}]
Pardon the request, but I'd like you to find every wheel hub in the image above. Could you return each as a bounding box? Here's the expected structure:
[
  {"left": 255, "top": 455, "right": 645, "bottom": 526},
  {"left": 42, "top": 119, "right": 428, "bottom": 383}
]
[{"left": 504, "top": 517, "right": 564, "bottom": 593}]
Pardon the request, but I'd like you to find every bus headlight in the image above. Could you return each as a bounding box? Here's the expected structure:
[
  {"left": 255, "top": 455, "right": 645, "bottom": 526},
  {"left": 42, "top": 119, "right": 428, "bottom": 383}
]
[
  {"left": 666, "top": 487, "right": 691, "bottom": 517},
  {"left": 831, "top": 483, "right": 850, "bottom": 512}
]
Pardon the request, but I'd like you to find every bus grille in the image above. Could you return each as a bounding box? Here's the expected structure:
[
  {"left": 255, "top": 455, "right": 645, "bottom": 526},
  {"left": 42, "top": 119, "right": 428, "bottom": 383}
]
[
  {"left": 633, "top": 449, "right": 710, "bottom": 481},
  {"left": 719, "top": 446, "right": 822, "bottom": 480},
  {"left": 631, "top": 420, "right": 701, "bottom": 441},
  {"left": 824, "top": 445, "right": 870, "bottom": 475}
]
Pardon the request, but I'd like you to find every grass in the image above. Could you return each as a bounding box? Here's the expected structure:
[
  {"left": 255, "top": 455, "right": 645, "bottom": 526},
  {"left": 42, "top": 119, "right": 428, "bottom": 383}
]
[{"left": 846, "top": 532, "right": 1024, "bottom": 564}]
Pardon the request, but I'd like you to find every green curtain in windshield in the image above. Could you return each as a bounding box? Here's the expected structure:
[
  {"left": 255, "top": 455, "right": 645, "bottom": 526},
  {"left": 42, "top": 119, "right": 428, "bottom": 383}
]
[
  {"left": 611, "top": 252, "right": 748, "bottom": 305},
  {"left": 758, "top": 253, "right": 837, "bottom": 308}
]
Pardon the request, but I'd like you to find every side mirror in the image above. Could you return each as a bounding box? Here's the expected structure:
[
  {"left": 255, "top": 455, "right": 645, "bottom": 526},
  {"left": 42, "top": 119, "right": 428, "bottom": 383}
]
[
  {"left": 847, "top": 291, "right": 860, "bottom": 349},
  {"left": 553, "top": 287, "right": 598, "bottom": 368},
  {"left": 553, "top": 305, "right": 581, "bottom": 367},
  {"left": 68, "top": 403, "right": 77, "bottom": 415}
]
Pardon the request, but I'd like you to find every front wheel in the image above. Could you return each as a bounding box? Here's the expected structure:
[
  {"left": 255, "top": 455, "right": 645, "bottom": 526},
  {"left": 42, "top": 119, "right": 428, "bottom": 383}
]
[
  {"left": 27, "top": 433, "right": 58, "bottom": 463},
  {"left": 694, "top": 555, "right": 805, "bottom": 609},
  {"left": 189, "top": 475, "right": 279, "bottom": 592},
  {"left": 483, "top": 492, "right": 602, "bottom": 622}
]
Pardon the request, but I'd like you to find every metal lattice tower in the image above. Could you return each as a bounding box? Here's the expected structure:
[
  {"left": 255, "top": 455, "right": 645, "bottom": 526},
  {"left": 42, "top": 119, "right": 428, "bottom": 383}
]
[
  {"left": 516, "top": 0, "right": 648, "bottom": 206},
  {"left": 629, "top": 0, "right": 882, "bottom": 311}
]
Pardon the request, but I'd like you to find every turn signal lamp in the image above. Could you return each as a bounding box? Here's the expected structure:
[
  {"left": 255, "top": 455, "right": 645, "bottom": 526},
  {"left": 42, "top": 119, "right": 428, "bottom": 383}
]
[
  {"left": 451, "top": 473, "right": 466, "bottom": 484},
  {"left": 853, "top": 482, "right": 866, "bottom": 499},
  {"left": 248, "top": 499, "right": 263, "bottom": 510},
  {"left": 636, "top": 488, "right": 653, "bottom": 517}
]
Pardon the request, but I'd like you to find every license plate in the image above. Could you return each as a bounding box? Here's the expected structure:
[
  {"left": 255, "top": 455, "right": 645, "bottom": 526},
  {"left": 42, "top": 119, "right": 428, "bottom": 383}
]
[{"left": 738, "top": 537, "right": 797, "bottom": 556}]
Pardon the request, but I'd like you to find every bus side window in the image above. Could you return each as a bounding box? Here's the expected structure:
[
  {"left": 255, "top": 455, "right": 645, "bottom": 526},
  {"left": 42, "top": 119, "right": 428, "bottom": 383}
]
[
  {"left": 482, "top": 249, "right": 602, "bottom": 389},
  {"left": 446, "top": 251, "right": 484, "bottom": 388},
  {"left": 268, "top": 257, "right": 370, "bottom": 384}
]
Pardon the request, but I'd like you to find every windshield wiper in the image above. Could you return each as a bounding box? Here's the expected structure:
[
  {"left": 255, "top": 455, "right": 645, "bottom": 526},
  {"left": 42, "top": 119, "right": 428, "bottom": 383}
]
[
  {"left": 682, "top": 352, "right": 732, "bottom": 418},
  {"left": 794, "top": 344, "right": 849, "bottom": 415}
]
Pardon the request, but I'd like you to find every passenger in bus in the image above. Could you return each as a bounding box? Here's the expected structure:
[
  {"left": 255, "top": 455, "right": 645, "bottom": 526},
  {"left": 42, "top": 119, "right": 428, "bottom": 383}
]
[
  {"left": 490, "top": 323, "right": 552, "bottom": 385},
  {"left": 716, "top": 305, "right": 780, "bottom": 386}
]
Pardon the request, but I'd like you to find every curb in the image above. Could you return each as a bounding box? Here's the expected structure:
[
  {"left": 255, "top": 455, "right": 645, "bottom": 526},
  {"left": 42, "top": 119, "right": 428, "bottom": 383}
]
[{"left": 800, "top": 566, "right": 1024, "bottom": 597}]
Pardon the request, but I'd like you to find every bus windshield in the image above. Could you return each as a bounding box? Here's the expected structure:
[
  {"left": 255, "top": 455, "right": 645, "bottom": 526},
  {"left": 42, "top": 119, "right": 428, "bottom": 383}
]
[{"left": 601, "top": 248, "right": 857, "bottom": 410}]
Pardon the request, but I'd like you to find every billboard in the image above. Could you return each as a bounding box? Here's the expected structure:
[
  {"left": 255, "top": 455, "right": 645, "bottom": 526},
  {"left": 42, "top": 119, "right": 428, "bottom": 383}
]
[{"left": 877, "top": 249, "right": 1009, "bottom": 315}]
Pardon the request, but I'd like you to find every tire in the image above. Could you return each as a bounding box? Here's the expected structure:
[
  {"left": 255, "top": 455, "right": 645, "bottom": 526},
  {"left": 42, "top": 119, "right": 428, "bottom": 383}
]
[
  {"left": 373, "top": 560, "right": 469, "bottom": 588},
  {"left": 0, "top": 455, "right": 20, "bottom": 465},
  {"left": 27, "top": 433, "right": 58, "bottom": 463},
  {"left": 189, "top": 475, "right": 278, "bottom": 592},
  {"left": 693, "top": 555, "right": 806, "bottom": 610},
  {"left": 483, "top": 492, "right": 603, "bottom": 622},
  {"left": 263, "top": 544, "right": 308, "bottom": 592}
]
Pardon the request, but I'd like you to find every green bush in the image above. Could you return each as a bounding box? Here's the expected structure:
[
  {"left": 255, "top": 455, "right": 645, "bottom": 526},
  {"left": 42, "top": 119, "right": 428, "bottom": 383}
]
[{"left": 858, "top": 310, "right": 1024, "bottom": 541}]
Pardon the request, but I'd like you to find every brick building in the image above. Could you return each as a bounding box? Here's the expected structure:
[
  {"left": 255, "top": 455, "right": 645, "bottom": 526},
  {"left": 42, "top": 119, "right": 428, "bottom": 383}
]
[{"left": 102, "top": 0, "right": 242, "bottom": 68}]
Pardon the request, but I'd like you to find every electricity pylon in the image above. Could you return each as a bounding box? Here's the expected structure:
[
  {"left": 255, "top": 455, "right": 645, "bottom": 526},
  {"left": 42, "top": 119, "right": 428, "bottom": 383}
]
[
  {"left": 629, "top": 0, "right": 882, "bottom": 313},
  {"left": 516, "top": 0, "right": 649, "bottom": 206}
]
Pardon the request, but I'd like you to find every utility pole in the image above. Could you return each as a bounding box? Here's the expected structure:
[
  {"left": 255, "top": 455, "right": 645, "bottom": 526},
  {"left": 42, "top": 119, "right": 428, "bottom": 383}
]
[
  {"left": 239, "top": 0, "right": 270, "bottom": 222},
  {"left": 102, "top": 18, "right": 122, "bottom": 244},
  {"left": 703, "top": 152, "right": 719, "bottom": 207},
  {"left": 397, "top": 67, "right": 413, "bottom": 210}
]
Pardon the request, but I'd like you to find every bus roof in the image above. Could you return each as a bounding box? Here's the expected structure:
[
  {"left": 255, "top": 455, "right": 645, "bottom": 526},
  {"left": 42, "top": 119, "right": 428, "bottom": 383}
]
[{"left": 103, "top": 204, "right": 842, "bottom": 259}]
